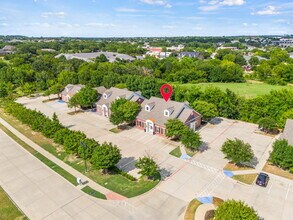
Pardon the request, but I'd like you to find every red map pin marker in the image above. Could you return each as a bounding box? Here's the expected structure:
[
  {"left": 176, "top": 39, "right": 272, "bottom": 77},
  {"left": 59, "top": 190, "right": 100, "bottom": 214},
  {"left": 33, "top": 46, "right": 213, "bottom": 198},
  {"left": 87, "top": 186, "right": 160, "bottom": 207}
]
[{"left": 160, "top": 84, "right": 173, "bottom": 102}]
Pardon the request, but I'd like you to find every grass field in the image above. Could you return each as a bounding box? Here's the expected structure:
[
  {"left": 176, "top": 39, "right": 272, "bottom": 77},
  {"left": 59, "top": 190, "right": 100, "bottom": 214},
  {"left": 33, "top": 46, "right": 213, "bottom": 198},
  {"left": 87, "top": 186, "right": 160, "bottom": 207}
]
[
  {"left": 232, "top": 174, "right": 258, "bottom": 185},
  {"left": 82, "top": 186, "right": 107, "bottom": 200},
  {"left": 176, "top": 82, "right": 293, "bottom": 98},
  {"left": 0, "top": 186, "right": 27, "bottom": 220}
]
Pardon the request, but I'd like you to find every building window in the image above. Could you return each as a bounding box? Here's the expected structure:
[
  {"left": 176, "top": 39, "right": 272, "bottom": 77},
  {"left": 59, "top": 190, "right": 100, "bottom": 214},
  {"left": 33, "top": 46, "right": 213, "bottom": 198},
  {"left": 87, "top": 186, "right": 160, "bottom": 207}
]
[
  {"left": 145, "top": 105, "right": 150, "bottom": 112},
  {"left": 164, "top": 110, "right": 170, "bottom": 117},
  {"left": 103, "top": 93, "right": 108, "bottom": 99}
]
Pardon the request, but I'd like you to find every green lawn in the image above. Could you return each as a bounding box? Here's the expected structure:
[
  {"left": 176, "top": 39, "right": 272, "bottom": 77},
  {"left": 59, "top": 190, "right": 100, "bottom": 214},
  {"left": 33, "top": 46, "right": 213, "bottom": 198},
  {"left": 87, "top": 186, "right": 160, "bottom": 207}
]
[
  {"left": 0, "top": 109, "right": 160, "bottom": 198},
  {"left": 81, "top": 186, "right": 107, "bottom": 200},
  {"left": 0, "top": 186, "right": 27, "bottom": 220},
  {"left": 169, "top": 146, "right": 181, "bottom": 158},
  {"left": 175, "top": 82, "right": 293, "bottom": 98}
]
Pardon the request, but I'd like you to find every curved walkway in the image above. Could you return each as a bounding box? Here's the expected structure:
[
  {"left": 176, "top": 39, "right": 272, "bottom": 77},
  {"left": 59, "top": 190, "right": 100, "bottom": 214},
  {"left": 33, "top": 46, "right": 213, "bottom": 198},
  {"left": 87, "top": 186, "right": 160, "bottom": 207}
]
[{"left": 195, "top": 204, "right": 216, "bottom": 220}]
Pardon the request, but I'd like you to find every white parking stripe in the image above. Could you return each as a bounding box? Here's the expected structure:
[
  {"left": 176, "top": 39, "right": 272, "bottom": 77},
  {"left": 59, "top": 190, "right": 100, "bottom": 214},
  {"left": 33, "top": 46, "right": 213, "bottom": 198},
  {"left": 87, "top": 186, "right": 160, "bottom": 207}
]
[
  {"left": 267, "top": 183, "right": 273, "bottom": 194},
  {"left": 285, "top": 185, "right": 291, "bottom": 200}
]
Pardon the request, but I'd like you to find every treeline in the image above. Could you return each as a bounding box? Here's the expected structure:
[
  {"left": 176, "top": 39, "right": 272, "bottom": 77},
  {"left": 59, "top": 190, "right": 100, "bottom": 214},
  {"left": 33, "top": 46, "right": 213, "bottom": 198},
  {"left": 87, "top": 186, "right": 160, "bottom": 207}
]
[
  {"left": 0, "top": 53, "right": 244, "bottom": 98},
  {"left": 4, "top": 102, "right": 126, "bottom": 174},
  {"left": 173, "top": 86, "right": 293, "bottom": 128}
]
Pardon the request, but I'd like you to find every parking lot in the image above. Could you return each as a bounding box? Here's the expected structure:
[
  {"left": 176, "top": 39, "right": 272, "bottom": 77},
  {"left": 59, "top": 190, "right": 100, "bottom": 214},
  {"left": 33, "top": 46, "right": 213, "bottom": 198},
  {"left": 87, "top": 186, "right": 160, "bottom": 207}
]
[
  {"left": 197, "top": 118, "right": 275, "bottom": 170},
  {"left": 15, "top": 96, "right": 293, "bottom": 219}
]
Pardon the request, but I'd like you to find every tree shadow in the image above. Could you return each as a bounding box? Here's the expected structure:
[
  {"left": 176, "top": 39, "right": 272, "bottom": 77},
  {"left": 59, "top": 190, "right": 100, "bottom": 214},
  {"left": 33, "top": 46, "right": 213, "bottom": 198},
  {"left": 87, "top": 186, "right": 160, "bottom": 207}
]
[
  {"left": 65, "top": 124, "right": 75, "bottom": 128},
  {"left": 159, "top": 167, "right": 172, "bottom": 181},
  {"left": 240, "top": 157, "right": 259, "bottom": 168},
  {"left": 199, "top": 141, "right": 209, "bottom": 152},
  {"left": 117, "top": 157, "right": 136, "bottom": 172},
  {"left": 210, "top": 117, "right": 223, "bottom": 125}
]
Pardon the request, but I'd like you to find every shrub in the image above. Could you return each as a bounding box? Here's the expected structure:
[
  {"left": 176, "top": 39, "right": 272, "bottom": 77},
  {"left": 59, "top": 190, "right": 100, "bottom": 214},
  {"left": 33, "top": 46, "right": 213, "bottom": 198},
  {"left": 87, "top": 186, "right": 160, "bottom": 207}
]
[
  {"left": 214, "top": 200, "right": 259, "bottom": 220},
  {"left": 269, "top": 139, "right": 293, "bottom": 170},
  {"left": 221, "top": 139, "right": 254, "bottom": 165}
]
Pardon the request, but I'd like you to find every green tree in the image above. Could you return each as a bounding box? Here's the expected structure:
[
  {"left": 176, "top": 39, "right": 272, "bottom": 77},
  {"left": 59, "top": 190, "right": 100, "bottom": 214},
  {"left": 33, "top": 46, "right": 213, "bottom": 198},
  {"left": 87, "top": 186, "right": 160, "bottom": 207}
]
[
  {"left": 269, "top": 139, "right": 293, "bottom": 170},
  {"left": 221, "top": 139, "right": 254, "bottom": 165},
  {"left": 165, "top": 119, "right": 186, "bottom": 140},
  {"left": 95, "top": 54, "right": 108, "bottom": 62},
  {"left": 135, "top": 156, "right": 159, "bottom": 179},
  {"left": 90, "top": 142, "right": 121, "bottom": 171},
  {"left": 77, "top": 86, "right": 98, "bottom": 108},
  {"left": 68, "top": 94, "right": 79, "bottom": 113},
  {"left": 192, "top": 100, "right": 218, "bottom": 121},
  {"left": 279, "top": 109, "right": 293, "bottom": 128},
  {"left": 110, "top": 98, "right": 140, "bottom": 127},
  {"left": 214, "top": 200, "right": 259, "bottom": 220},
  {"left": 181, "top": 129, "right": 201, "bottom": 151}
]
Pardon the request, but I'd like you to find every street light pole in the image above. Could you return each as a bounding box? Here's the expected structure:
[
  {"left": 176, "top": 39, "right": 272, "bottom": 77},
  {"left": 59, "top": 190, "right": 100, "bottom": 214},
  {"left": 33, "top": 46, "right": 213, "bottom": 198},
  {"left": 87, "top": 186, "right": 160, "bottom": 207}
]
[{"left": 80, "top": 141, "right": 88, "bottom": 172}]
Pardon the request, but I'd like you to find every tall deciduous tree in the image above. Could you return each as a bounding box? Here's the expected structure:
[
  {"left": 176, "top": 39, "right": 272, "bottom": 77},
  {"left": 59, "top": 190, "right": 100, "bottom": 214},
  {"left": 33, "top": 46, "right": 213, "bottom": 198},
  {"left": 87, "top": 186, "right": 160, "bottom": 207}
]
[
  {"left": 214, "top": 200, "right": 259, "bottom": 220},
  {"left": 221, "top": 139, "right": 254, "bottom": 165},
  {"left": 181, "top": 129, "right": 202, "bottom": 151},
  {"left": 90, "top": 142, "right": 121, "bottom": 172},
  {"left": 77, "top": 86, "right": 98, "bottom": 108},
  {"left": 135, "top": 156, "right": 159, "bottom": 179},
  {"left": 192, "top": 100, "right": 218, "bottom": 121},
  {"left": 165, "top": 119, "right": 186, "bottom": 140},
  {"left": 110, "top": 98, "right": 140, "bottom": 127}
]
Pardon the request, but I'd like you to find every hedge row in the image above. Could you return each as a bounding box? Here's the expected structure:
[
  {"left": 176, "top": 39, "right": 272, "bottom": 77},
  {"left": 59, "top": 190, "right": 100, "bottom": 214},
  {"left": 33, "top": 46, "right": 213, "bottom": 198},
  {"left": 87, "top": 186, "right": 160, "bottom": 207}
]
[{"left": 3, "top": 102, "right": 135, "bottom": 180}]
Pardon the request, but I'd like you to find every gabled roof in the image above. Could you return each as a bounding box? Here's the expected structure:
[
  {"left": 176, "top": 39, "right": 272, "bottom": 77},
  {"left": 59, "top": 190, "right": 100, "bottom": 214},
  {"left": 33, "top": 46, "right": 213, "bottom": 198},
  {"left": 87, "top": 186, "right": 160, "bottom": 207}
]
[
  {"left": 60, "top": 84, "right": 84, "bottom": 96},
  {"left": 281, "top": 119, "right": 293, "bottom": 145},
  {"left": 137, "top": 97, "right": 200, "bottom": 126},
  {"left": 96, "top": 87, "right": 144, "bottom": 106}
]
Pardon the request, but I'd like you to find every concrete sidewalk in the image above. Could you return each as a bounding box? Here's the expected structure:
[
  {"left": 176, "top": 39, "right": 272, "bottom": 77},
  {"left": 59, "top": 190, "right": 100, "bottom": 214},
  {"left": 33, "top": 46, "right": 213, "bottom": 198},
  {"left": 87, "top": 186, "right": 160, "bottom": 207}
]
[{"left": 0, "top": 117, "right": 123, "bottom": 200}]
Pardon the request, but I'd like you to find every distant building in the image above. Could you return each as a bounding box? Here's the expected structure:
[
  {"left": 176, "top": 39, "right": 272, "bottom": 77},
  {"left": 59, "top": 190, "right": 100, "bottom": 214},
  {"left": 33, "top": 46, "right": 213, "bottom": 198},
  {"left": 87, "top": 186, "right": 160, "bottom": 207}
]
[
  {"left": 55, "top": 52, "right": 136, "bottom": 63},
  {"left": 0, "top": 45, "right": 15, "bottom": 55},
  {"left": 178, "top": 52, "right": 203, "bottom": 59},
  {"left": 217, "top": 46, "right": 238, "bottom": 51},
  {"left": 60, "top": 84, "right": 85, "bottom": 102},
  {"left": 41, "top": 48, "right": 56, "bottom": 52},
  {"left": 272, "top": 38, "right": 293, "bottom": 48},
  {"left": 280, "top": 119, "right": 293, "bottom": 146},
  {"left": 167, "top": 45, "right": 185, "bottom": 52}
]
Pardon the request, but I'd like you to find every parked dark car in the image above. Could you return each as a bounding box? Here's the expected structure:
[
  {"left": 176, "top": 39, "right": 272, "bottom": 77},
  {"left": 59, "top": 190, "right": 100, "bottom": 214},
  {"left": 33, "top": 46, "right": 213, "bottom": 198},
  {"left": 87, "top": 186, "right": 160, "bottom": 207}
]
[{"left": 256, "top": 173, "right": 269, "bottom": 187}]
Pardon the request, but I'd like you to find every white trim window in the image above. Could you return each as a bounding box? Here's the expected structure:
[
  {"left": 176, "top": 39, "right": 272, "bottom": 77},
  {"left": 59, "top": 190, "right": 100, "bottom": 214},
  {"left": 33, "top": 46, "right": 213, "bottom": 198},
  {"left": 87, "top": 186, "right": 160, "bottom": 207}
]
[
  {"left": 164, "top": 109, "right": 170, "bottom": 117},
  {"left": 103, "top": 93, "right": 108, "bottom": 99},
  {"left": 145, "top": 105, "right": 151, "bottom": 112}
]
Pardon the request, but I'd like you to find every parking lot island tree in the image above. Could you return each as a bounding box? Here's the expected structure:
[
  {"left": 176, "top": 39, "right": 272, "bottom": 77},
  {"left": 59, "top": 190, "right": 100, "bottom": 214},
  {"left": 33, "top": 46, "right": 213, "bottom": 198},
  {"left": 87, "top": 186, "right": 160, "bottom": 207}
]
[
  {"left": 135, "top": 156, "right": 160, "bottom": 180},
  {"left": 221, "top": 138, "right": 254, "bottom": 166},
  {"left": 214, "top": 200, "right": 259, "bottom": 220},
  {"left": 181, "top": 129, "right": 202, "bottom": 151}
]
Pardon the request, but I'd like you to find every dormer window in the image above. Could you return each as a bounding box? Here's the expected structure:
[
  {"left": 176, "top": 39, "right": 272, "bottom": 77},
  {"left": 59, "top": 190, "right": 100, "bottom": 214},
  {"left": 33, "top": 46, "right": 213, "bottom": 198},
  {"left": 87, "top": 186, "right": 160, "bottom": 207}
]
[
  {"left": 145, "top": 105, "right": 151, "bottom": 112},
  {"left": 164, "top": 110, "right": 170, "bottom": 117},
  {"left": 103, "top": 91, "right": 112, "bottom": 99}
]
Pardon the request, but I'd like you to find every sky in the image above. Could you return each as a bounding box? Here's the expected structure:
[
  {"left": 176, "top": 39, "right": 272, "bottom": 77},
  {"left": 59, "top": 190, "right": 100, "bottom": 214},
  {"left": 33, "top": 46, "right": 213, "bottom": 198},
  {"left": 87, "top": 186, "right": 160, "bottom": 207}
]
[{"left": 0, "top": 0, "right": 293, "bottom": 37}]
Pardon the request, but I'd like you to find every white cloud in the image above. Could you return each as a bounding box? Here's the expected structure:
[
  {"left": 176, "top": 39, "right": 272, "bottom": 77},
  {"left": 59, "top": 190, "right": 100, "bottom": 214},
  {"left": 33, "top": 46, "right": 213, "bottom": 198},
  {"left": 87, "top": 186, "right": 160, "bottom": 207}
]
[
  {"left": 139, "top": 0, "right": 172, "bottom": 8},
  {"left": 116, "top": 8, "right": 140, "bottom": 12},
  {"left": 256, "top": 6, "right": 280, "bottom": 15},
  {"left": 221, "top": 0, "right": 245, "bottom": 6},
  {"left": 243, "top": 22, "right": 248, "bottom": 26},
  {"left": 41, "top": 11, "right": 67, "bottom": 18},
  {"left": 0, "top": 23, "right": 8, "bottom": 27},
  {"left": 85, "top": 23, "right": 115, "bottom": 28},
  {"left": 199, "top": 0, "right": 245, "bottom": 11}
]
